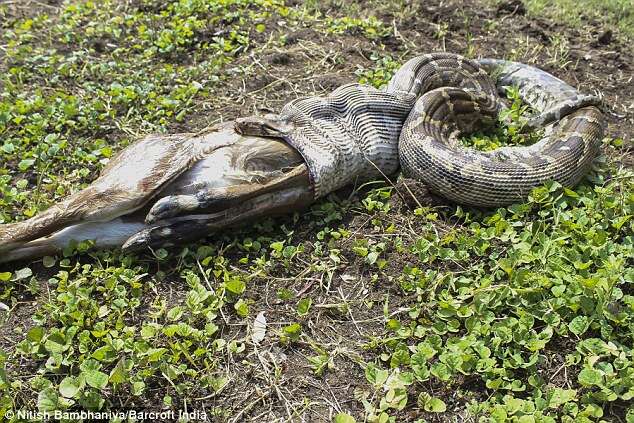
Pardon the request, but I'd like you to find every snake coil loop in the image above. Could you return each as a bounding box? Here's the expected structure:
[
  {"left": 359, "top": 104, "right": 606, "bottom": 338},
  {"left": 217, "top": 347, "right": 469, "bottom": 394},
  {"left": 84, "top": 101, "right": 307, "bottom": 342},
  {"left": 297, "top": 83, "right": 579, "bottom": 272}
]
[{"left": 256, "top": 52, "right": 606, "bottom": 206}]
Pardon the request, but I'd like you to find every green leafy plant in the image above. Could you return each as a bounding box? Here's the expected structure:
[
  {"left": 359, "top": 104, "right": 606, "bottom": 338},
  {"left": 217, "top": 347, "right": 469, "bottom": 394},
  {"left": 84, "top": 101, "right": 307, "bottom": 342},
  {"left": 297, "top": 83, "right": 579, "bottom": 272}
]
[{"left": 355, "top": 54, "right": 401, "bottom": 89}]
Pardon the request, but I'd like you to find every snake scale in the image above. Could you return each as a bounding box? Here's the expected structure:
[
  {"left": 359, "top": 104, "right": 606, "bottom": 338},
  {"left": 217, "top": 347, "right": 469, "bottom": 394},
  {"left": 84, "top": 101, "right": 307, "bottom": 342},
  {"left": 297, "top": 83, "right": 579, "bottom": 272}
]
[{"left": 236, "top": 52, "right": 606, "bottom": 206}]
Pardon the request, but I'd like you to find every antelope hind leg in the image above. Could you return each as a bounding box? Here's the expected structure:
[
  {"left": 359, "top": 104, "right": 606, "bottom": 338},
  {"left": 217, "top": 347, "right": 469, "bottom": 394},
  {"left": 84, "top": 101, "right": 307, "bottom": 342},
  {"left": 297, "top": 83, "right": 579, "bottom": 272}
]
[
  {"left": 145, "top": 164, "right": 309, "bottom": 223},
  {"left": 122, "top": 177, "right": 312, "bottom": 251}
]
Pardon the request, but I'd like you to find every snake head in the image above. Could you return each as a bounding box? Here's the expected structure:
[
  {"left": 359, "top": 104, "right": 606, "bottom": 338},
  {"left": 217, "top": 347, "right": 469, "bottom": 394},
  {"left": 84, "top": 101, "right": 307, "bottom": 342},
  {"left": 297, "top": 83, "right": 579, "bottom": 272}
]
[{"left": 235, "top": 114, "right": 293, "bottom": 138}]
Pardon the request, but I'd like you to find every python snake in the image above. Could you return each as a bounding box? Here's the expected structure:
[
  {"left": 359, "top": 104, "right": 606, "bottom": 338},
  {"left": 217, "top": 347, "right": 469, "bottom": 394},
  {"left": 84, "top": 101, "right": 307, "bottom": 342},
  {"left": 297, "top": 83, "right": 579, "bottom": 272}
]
[
  {"left": 236, "top": 52, "right": 606, "bottom": 207},
  {"left": 0, "top": 53, "right": 606, "bottom": 262}
]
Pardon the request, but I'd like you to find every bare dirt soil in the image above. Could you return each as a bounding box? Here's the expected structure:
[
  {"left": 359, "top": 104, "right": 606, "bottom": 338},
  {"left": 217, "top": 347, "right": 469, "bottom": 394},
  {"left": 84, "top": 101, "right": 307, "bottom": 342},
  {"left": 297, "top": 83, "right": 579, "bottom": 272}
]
[
  {"left": 168, "top": 1, "right": 634, "bottom": 420},
  {"left": 0, "top": 0, "right": 632, "bottom": 421}
]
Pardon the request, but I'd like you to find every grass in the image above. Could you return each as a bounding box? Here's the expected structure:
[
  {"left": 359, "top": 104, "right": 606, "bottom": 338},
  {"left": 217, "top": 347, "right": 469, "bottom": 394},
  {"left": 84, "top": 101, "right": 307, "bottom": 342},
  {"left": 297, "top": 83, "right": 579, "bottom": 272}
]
[
  {"left": 525, "top": 0, "right": 634, "bottom": 39},
  {"left": 0, "top": 0, "right": 633, "bottom": 422}
]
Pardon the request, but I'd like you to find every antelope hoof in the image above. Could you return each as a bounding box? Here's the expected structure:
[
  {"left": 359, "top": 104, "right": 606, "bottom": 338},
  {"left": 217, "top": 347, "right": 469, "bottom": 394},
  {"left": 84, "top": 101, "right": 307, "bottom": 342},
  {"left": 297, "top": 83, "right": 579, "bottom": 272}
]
[{"left": 146, "top": 195, "right": 201, "bottom": 223}]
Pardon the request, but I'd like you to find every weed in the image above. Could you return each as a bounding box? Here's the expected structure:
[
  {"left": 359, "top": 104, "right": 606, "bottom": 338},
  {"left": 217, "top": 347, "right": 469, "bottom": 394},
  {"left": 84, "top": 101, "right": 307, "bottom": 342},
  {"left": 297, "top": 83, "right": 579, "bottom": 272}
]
[{"left": 0, "top": 1, "right": 632, "bottom": 422}]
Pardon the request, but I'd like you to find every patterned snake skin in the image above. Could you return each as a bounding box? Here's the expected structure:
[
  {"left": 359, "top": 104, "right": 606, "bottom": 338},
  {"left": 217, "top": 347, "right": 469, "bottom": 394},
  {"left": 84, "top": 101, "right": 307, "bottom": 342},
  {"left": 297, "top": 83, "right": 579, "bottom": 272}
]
[{"left": 237, "top": 52, "right": 606, "bottom": 206}]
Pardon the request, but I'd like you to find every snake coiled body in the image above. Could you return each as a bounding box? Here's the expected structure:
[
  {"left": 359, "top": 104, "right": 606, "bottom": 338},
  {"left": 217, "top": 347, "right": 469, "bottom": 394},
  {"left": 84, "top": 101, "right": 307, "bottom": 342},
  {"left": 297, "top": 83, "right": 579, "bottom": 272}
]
[{"left": 240, "top": 53, "right": 606, "bottom": 207}]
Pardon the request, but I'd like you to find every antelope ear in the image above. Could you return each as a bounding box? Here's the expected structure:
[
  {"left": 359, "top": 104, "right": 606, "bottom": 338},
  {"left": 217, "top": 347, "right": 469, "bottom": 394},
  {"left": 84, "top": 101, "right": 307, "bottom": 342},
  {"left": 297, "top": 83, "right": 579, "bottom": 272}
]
[{"left": 235, "top": 115, "right": 292, "bottom": 137}]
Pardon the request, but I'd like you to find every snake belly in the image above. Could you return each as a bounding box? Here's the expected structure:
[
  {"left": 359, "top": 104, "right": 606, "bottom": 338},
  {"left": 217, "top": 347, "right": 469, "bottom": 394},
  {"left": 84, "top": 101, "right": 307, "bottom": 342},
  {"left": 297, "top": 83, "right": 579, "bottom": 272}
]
[{"left": 261, "top": 53, "right": 606, "bottom": 206}]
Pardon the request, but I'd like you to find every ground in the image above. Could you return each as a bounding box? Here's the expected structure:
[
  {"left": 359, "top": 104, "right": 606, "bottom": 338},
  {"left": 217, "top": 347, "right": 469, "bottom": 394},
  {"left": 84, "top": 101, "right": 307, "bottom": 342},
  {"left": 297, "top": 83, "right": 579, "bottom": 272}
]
[{"left": 0, "top": 0, "right": 632, "bottom": 422}]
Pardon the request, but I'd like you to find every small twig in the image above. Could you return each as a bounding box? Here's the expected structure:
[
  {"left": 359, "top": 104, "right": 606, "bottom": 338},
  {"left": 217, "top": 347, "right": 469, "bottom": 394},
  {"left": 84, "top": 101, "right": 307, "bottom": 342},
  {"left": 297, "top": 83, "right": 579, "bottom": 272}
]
[
  {"left": 549, "top": 362, "right": 566, "bottom": 382},
  {"left": 229, "top": 389, "right": 271, "bottom": 423}
]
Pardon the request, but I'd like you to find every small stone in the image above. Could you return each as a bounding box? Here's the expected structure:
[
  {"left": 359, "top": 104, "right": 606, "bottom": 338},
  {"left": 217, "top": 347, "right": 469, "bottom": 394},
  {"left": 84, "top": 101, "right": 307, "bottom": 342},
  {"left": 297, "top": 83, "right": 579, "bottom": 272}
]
[
  {"left": 597, "top": 29, "right": 613, "bottom": 45},
  {"left": 92, "top": 40, "right": 106, "bottom": 53},
  {"left": 496, "top": 0, "right": 526, "bottom": 16},
  {"left": 264, "top": 52, "right": 292, "bottom": 66},
  {"left": 314, "top": 75, "right": 351, "bottom": 92},
  {"left": 285, "top": 29, "right": 316, "bottom": 45}
]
